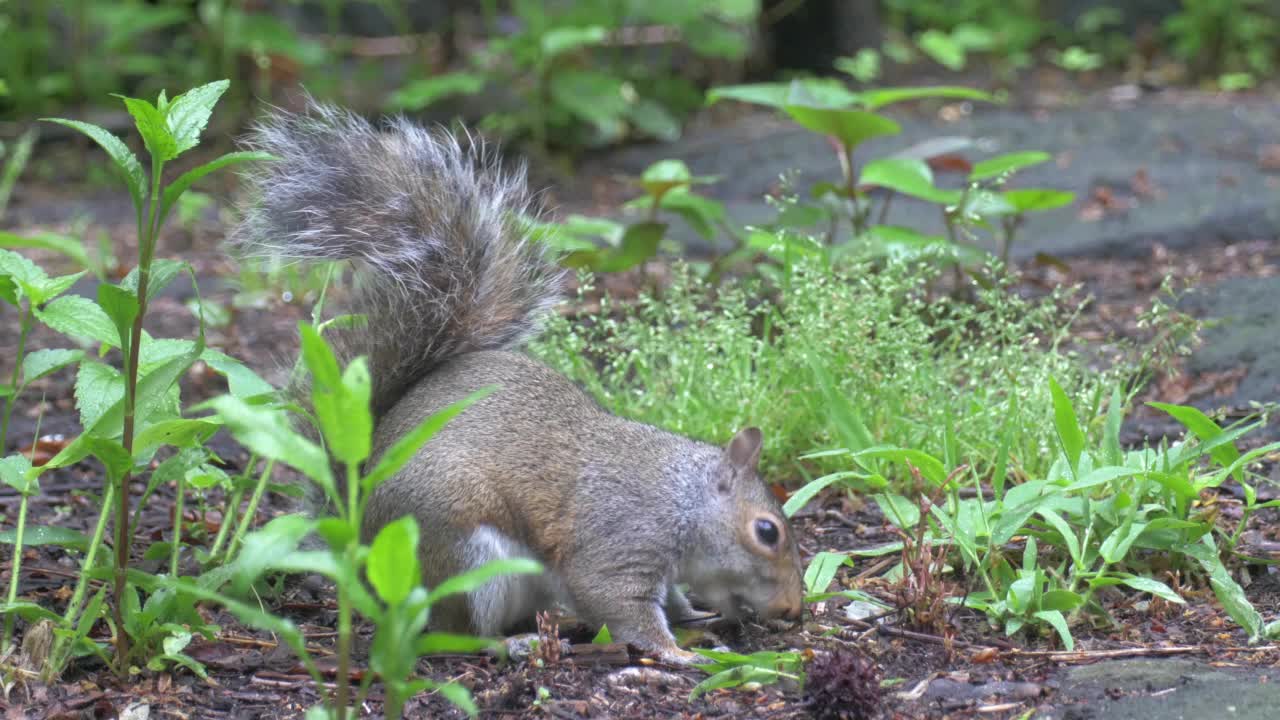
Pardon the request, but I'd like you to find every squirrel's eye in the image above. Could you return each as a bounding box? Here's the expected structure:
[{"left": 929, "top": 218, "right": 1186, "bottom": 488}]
[{"left": 755, "top": 518, "right": 780, "bottom": 547}]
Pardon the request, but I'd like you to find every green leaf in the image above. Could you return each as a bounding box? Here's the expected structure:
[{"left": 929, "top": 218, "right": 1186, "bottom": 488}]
[
  {"left": 1119, "top": 575, "right": 1185, "bottom": 604},
  {"left": 859, "top": 158, "right": 960, "bottom": 205},
  {"left": 426, "top": 557, "right": 542, "bottom": 605},
  {"left": 0, "top": 231, "right": 93, "bottom": 274},
  {"left": 200, "top": 348, "right": 275, "bottom": 400},
  {"left": 564, "top": 222, "right": 666, "bottom": 273},
  {"left": 1149, "top": 402, "right": 1241, "bottom": 476},
  {"left": 540, "top": 25, "right": 608, "bottom": 58},
  {"left": 1031, "top": 610, "right": 1074, "bottom": 651},
  {"left": 132, "top": 418, "right": 221, "bottom": 459},
  {"left": 969, "top": 152, "right": 1051, "bottom": 182},
  {"left": 640, "top": 160, "right": 696, "bottom": 202},
  {"left": 118, "top": 95, "right": 177, "bottom": 162},
  {"left": 122, "top": 258, "right": 187, "bottom": 304},
  {"left": 707, "top": 79, "right": 859, "bottom": 109},
  {"left": 204, "top": 395, "right": 335, "bottom": 503},
  {"left": 1048, "top": 377, "right": 1085, "bottom": 477},
  {"left": 548, "top": 70, "right": 628, "bottom": 128},
  {"left": 165, "top": 80, "right": 229, "bottom": 158},
  {"left": 858, "top": 85, "right": 995, "bottom": 110},
  {"left": 368, "top": 516, "right": 420, "bottom": 606},
  {"left": 782, "top": 471, "right": 858, "bottom": 517},
  {"left": 0, "top": 455, "right": 35, "bottom": 494},
  {"left": 917, "top": 29, "right": 966, "bottom": 71},
  {"left": 1100, "top": 522, "right": 1147, "bottom": 564},
  {"left": 0, "top": 601, "right": 63, "bottom": 625},
  {"left": 42, "top": 119, "right": 147, "bottom": 216},
  {"left": 35, "top": 294, "right": 119, "bottom": 346},
  {"left": 75, "top": 361, "right": 125, "bottom": 431},
  {"left": 417, "top": 633, "right": 500, "bottom": 655},
  {"left": 158, "top": 151, "right": 273, "bottom": 230},
  {"left": 1001, "top": 189, "right": 1075, "bottom": 213},
  {"left": 872, "top": 492, "right": 920, "bottom": 530},
  {"left": 386, "top": 72, "right": 486, "bottom": 112},
  {"left": 802, "top": 551, "right": 847, "bottom": 596},
  {"left": 690, "top": 665, "right": 787, "bottom": 700},
  {"left": 1102, "top": 386, "right": 1124, "bottom": 466},
  {"left": 22, "top": 348, "right": 84, "bottom": 385},
  {"left": 592, "top": 625, "right": 612, "bottom": 644},
  {"left": 1039, "top": 589, "right": 1084, "bottom": 611},
  {"left": 233, "top": 515, "right": 315, "bottom": 592},
  {"left": 82, "top": 437, "right": 132, "bottom": 484},
  {"left": 97, "top": 283, "right": 139, "bottom": 354},
  {"left": 782, "top": 102, "right": 901, "bottom": 152},
  {"left": 0, "top": 525, "right": 90, "bottom": 550}
]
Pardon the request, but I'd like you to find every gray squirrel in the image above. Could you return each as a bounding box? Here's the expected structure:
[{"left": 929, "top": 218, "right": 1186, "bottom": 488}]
[{"left": 231, "top": 101, "right": 804, "bottom": 665}]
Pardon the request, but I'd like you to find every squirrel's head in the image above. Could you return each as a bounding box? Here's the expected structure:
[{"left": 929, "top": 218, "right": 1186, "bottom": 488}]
[{"left": 683, "top": 427, "right": 804, "bottom": 625}]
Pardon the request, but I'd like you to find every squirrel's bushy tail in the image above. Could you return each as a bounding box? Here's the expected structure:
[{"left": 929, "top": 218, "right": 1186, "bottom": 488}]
[{"left": 232, "top": 101, "right": 564, "bottom": 418}]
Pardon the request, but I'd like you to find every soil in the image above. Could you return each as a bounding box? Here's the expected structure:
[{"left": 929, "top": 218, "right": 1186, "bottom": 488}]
[{"left": 1, "top": 87, "right": 1279, "bottom": 719}]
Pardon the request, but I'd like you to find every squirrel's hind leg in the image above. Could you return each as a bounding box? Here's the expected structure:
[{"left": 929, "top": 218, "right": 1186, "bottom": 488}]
[{"left": 459, "top": 525, "right": 559, "bottom": 636}]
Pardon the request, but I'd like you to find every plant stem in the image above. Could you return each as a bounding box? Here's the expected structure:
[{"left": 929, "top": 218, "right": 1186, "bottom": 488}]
[
  {"left": 49, "top": 481, "right": 116, "bottom": 676},
  {"left": 225, "top": 459, "right": 274, "bottom": 561},
  {"left": 3, "top": 490, "right": 31, "bottom": 647},
  {"left": 0, "top": 304, "right": 32, "bottom": 451},
  {"left": 170, "top": 471, "right": 185, "bottom": 577}
]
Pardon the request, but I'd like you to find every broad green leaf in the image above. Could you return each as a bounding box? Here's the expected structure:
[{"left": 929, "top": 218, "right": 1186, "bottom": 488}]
[
  {"left": 872, "top": 492, "right": 920, "bottom": 530},
  {"left": 417, "top": 633, "right": 500, "bottom": 655},
  {"left": 132, "top": 418, "right": 220, "bottom": 459},
  {"left": 690, "top": 665, "right": 787, "bottom": 700},
  {"left": 200, "top": 349, "right": 275, "bottom": 400},
  {"left": 0, "top": 525, "right": 90, "bottom": 550},
  {"left": 118, "top": 95, "right": 177, "bottom": 161},
  {"left": 1048, "top": 377, "right": 1085, "bottom": 477},
  {"left": 592, "top": 625, "right": 613, "bottom": 644},
  {"left": 782, "top": 104, "right": 901, "bottom": 151},
  {"left": 1039, "top": 589, "right": 1084, "bottom": 611},
  {"left": 1035, "top": 509, "right": 1081, "bottom": 568},
  {"left": 1032, "top": 610, "right": 1074, "bottom": 650},
  {"left": 917, "top": 29, "right": 965, "bottom": 70},
  {"left": 1001, "top": 189, "right": 1075, "bottom": 213},
  {"left": 706, "top": 79, "right": 859, "bottom": 109},
  {"left": 0, "top": 455, "right": 35, "bottom": 494},
  {"left": 122, "top": 258, "right": 187, "bottom": 304},
  {"left": 75, "top": 361, "right": 125, "bottom": 431},
  {"left": 563, "top": 222, "right": 665, "bottom": 273},
  {"left": 82, "top": 437, "right": 132, "bottom": 484},
  {"left": 317, "top": 357, "right": 373, "bottom": 467},
  {"left": 1119, "top": 575, "right": 1185, "bottom": 604},
  {"left": 802, "top": 551, "right": 847, "bottom": 596},
  {"left": 969, "top": 152, "right": 1051, "bottom": 182},
  {"left": 299, "top": 323, "right": 341, "bottom": 390},
  {"left": 782, "top": 471, "right": 859, "bottom": 517},
  {"left": 165, "top": 80, "right": 229, "bottom": 158},
  {"left": 387, "top": 72, "right": 486, "bottom": 111},
  {"left": 426, "top": 557, "right": 542, "bottom": 605},
  {"left": 22, "top": 348, "right": 84, "bottom": 385},
  {"left": 1149, "top": 402, "right": 1241, "bottom": 476},
  {"left": 1061, "top": 466, "right": 1142, "bottom": 492},
  {"left": 859, "top": 158, "right": 960, "bottom": 205},
  {"left": 548, "top": 70, "right": 628, "bottom": 128},
  {"left": 1100, "top": 521, "right": 1147, "bottom": 564},
  {"left": 368, "top": 516, "right": 420, "bottom": 606},
  {"left": 859, "top": 86, "right": 995, "bottom": 110},
  {"left": 0, "top": 601, "right": 63, "bottom": 624},
  {"left": 158, "top": 151, "right": 273, "bottom": 230},
  {"left": 857, "top": 447, "right": 947, "bottom": 486},
  {"left": 232, "top": 515, "right": 314, "bottom": 592},
  {"left": 0, "top": 231, "right": 93, "bottom": 274},
  {"left": 42, "top": 118, "right": 147, "bottom": 215},
  {"left": 97, "top": 283, "right": 139, "bottom": 354},
  {"left": 35, "top": 294, "right": 119, "bottom": 346},
  {"left": 540, "top": 25, "right": 607, "bottom": 58},
  {"left": 204, "top": 395, "right": 335, "bottom": 501},
  {"left": 36, "top": 270, "right": 86, "bottom": 303},
  {"left": 0, "top": 247, "right": 50, "bottom": 300},
  {"left": 864, "top": 225, "right": 980, "bottom": 265}
]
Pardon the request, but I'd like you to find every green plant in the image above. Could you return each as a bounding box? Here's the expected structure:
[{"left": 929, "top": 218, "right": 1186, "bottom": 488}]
[
  {"left": 178, "top": 322, "right": 541, "bottom": 720},
  {"left": 706, "top": 77, "right": 1072, "bottom": 273},
  {"left": 792, "top": 377, "right": 1280, "bottom": 648},
  {"left": 0, "top": 127, "right": 37, "bottom": 220},
  {"left": 0, "top": 81, "right": 272, "bottom": 681},
  {"left": 526, "top": 159, "right": 728, "bottom": 276},
  {"left": 389, "top": 0, "right": 760, "bottom": 152},
  {"left": 533, "top": 258, "right": 1143, "bottom": 484},
  {"left": 1165, "top": 0, "right": 1279, "bottom": 80}
]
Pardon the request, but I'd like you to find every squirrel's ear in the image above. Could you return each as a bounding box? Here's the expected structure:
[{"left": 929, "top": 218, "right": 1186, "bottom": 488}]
[{"left": 725, "top": 427, "right": 763, "bottom": 473}]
